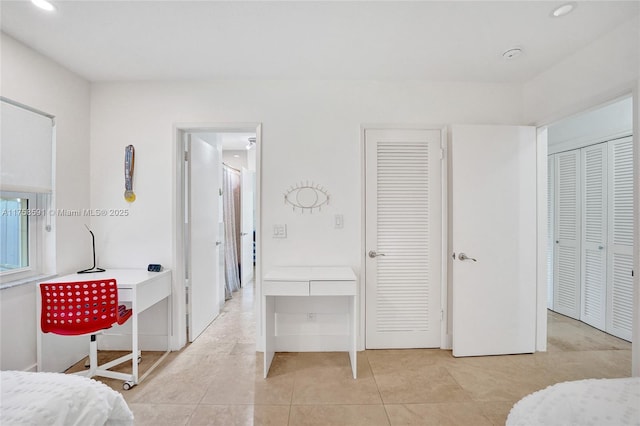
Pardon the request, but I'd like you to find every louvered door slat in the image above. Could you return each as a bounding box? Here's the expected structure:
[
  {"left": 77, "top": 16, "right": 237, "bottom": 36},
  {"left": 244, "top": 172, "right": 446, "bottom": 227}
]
[
  {"left": 377, "top": 142, "right": 429, "bottom": 333},
  {"left": 606, "top": 137, "right": 633, "bottom": 341},
  {"left": 553, "top": 150, "right": 581, "bottom": 319},
  {"left": 365, "top": 129, "right": 442, "bottom": 349},
  {"left": 580, "top": 144, "right": 607, "bottom": 330}
]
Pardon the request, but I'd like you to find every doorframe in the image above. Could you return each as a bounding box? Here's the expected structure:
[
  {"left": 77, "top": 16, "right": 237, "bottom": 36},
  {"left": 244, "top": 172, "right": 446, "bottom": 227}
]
[
  {"left": 172, "top": 123, "right": 262, "bottom": 351},
  {"left": 360, "top": 124, "right": 449, "bottom": 350},
  {"left": 536, "top": 127, "right": 549, "bottom": 352},
  {"left": 533, "top": 86, "right": 639, "bottom": 376}
]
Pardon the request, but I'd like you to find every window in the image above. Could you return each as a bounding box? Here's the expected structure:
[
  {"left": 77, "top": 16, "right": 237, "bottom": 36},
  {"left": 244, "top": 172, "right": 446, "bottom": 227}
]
[
  {"left": 1, "top": 195, "right": 30, "bottom": 271},
  {"left": 0, "top": 98, "right": 54, "bottom": 283}
]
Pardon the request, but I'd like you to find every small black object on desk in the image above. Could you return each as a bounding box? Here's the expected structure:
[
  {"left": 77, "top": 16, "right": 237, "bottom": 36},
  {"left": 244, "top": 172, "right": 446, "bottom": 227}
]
[{"left": 148, "top": 264, "right": 162, "bottom": 272}]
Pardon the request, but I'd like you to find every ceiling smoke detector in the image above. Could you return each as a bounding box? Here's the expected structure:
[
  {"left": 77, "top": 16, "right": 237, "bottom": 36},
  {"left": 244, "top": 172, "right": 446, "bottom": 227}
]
[{"left": 502, "top": 48, "right": 523, "bottom": 60}]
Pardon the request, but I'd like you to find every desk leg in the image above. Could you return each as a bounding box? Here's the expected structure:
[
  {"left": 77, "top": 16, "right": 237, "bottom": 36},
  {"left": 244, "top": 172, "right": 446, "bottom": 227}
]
[
  {"left": 264, "top": 296, "right": 275, "bottom": 378},
  {"left": 132, "top": 296, "right": 139, "bottom": 384},
  {"left": 136, "top": 296, "right": 172, "bottom": 385},
  {"left": 349, "top": 295, "right": 357, "bottom": 379}
]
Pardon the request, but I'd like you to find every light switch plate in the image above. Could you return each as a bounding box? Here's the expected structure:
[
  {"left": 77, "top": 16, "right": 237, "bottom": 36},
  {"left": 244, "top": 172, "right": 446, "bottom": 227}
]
[
  {"left": 273, "top": 224, "right": 287, "bottom": 238},
  {"left": 334, "top": 214, "right": 344, "bottom": 229}
]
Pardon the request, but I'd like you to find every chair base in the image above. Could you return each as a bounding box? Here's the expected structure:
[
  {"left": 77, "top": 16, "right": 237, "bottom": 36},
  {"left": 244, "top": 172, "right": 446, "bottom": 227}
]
[{"left": 73, "top": 334, "right": 141, "bottom": 389}]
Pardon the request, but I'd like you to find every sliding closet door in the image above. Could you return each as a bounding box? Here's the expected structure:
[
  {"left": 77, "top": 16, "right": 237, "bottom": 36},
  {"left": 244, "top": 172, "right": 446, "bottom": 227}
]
[
  {"left": 606, "top": 137, "right": 634, "bottom": 341},
  {"left": 580, "top": 144, "right": 607, "bottom": 330},
  {"left": 553, "top": 150, "right": 581, "bottom": 319}
]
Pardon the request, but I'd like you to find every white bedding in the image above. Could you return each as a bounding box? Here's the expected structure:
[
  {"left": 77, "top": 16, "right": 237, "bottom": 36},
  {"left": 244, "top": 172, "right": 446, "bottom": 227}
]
[
  {"left": 507, "top": 377, "right": 640, "bottom": 426},
  {"left": 1, "top": 370, "right": 134, "bottom": 426}
]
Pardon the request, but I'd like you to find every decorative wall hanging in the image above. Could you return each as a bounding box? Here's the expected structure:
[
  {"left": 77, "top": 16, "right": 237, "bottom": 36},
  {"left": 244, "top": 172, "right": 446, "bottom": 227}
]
[
  {"left": 284, "top": 181, "right": 330, "bottom": 213},
  {"left": 124, "top": 145, "right": 136, "bottom": 202}
]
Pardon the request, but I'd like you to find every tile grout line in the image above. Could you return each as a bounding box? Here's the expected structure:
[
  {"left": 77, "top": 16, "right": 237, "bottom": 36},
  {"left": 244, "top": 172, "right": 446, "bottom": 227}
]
[
  {"left": 365, "top": 351, "right": 393, "bottom": 426},
  {"left": 287, "top": 354, "right": 298, "bottom": 425}
]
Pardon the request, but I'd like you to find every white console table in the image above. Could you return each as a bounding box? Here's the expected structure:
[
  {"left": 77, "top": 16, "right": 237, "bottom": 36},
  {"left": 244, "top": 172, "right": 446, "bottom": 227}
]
[{"left": 262, "top": 266, "right": 357, "bottom": 379}]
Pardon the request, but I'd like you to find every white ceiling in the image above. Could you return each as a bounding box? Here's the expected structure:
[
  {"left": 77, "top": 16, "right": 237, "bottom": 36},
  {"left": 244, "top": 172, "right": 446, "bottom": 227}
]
[{"left": 1, "top": 1, "right": 638, "bottom": 83}]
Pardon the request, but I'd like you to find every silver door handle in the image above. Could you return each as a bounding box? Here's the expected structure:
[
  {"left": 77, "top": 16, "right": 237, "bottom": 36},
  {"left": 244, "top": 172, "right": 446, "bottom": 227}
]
[
  {"left": 216, "top": 241, "right": 222, "bottom": 246},
  {"left": 368, "top": 250, "right": 386, "bottom": 258},
  {"left": 241, "top": 232, "right": 248, "bottom": 236},
  {"left": 458, "top": 253, "right": 477, "bottom": 262}
]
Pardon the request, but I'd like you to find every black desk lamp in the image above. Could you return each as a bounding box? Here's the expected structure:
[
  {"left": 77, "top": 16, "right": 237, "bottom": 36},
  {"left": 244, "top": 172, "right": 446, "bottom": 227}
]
[{"left": 78, "top": 224, "right": 105, "bottom": 274}]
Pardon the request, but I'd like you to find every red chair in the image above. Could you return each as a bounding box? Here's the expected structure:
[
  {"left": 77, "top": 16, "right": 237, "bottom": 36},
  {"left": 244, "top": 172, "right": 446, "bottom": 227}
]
[{"left": 40, "top": 279, "right": 137, "bottom": 388}]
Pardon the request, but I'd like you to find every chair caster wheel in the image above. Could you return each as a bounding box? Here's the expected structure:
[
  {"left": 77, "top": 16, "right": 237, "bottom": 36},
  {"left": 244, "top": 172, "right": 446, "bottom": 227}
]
[{"left": 123, "top": 381, "right": 134, "bottom": 390}]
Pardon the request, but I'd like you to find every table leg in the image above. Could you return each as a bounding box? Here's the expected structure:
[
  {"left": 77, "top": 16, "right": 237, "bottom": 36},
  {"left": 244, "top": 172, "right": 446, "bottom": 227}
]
[
  {"left": 349, "top": 295, "right": 357, "bottom": 379},
  {"left": 264, "top": 296, "right": 275, "bottom": 378}
]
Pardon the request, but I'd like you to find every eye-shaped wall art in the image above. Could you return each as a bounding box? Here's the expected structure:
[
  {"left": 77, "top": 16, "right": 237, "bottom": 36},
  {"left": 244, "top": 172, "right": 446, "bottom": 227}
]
[{"left": 284, "top": 181, "right": 330, "bottom": 213}]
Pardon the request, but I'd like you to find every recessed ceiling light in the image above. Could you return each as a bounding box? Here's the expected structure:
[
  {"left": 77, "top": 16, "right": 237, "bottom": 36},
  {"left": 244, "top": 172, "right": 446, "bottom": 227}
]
[
  {"left": 31, "top": 0, "right": 56, "bottom": 12},
  {"left": 551, "top": 3, "right": 576, "bottom": 18},
  {"left": 503, "top": 48, "right": 523, "bottom": 60},
  {"left": 233, "top": 154, "right": 240, "bottom": 158}
]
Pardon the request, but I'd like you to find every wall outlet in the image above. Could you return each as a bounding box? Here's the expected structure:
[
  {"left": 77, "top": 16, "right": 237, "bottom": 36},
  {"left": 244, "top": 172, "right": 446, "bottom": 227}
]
[
  {"left": 273, "top": 224, "right": 287, "bottom": 238},
  {"left": 307, "top": 313, "right": 316, "bottom": 321}
]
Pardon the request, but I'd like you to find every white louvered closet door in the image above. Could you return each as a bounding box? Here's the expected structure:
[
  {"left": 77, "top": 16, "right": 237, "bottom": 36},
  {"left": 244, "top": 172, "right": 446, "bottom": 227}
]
[
  {"left": 580, "top": 144, "right": 607, "bottom": 330},
  {"left": 365, "top": 129, "right": 442, "bottom": 349},
  {"left": 606, "top": 137, "right": 634, "bottom": 341},
  {"left": 553, "top": 150, "right": 581, "bottom": 319},
  {"left": 547, "top": 155, "right": 555, "bottom": 310}
]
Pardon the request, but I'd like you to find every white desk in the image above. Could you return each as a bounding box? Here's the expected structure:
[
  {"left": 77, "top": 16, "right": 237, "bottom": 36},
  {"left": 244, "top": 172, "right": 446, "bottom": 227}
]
[
  {"left": 38, "top": 269, "right": 172, "bottom": 389},
  {"left": 263, "top": 266, "right": 357, "bottom": 379}
]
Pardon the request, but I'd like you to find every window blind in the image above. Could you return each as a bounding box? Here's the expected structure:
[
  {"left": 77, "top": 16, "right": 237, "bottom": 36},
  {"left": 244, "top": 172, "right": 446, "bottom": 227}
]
[{"left": 1, "top": 99, "right": 54, "bottom": 193}]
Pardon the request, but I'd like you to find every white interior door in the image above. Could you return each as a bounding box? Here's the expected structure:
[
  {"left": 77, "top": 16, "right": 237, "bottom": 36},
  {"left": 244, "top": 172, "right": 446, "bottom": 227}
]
[
  {"left": 606, "top": 137, "right": 634, "bottom": 340},
  {"left": 188, "top": 135, "right": 222, "bottom": 341},
  {"left": 580, "top": 143, "right": 607, "bottom": 329},
  {"left": 365, "top": 129, "right": 442, "bottom": 349},
  {"left": 553, "top": 150, "right": 581, "bottom": 319},
  {"left": 451, "top": 124, "right": 537, "bottom": 357},
  {"left": 240, "top": 168, "right": 254, "bottom": 286},
  {"left": 216, "top": 144, "right": 225, "bottom": 310}
]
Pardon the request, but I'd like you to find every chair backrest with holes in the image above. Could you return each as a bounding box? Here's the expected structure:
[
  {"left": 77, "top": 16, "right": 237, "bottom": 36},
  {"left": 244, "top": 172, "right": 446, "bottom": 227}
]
[{"left": 40, "top": 279, "right": 119, "bottom": 335}]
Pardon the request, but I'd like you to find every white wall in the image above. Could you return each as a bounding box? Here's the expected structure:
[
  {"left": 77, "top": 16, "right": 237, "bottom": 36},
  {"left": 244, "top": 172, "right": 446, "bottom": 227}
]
[
  {"left": 547, "top": 96, "right": 633, "bottom": 154},
  {"left": 90, "top": 79, "right": 523, "bottom": 350},
  {"left": 0, "top": 33, "right": 92, "bottom": 371},
  {"left": 524, "top": 16, "right": 639, "bottom": 126}
]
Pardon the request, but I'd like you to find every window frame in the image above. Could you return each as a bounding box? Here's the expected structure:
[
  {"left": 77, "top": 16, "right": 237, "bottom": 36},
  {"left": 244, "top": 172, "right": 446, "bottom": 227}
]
[{"left": 0, "top": 191, "right": 49, "bottom": 283}]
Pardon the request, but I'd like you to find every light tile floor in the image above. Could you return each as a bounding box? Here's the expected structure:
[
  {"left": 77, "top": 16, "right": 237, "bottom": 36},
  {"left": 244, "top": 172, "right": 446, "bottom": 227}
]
[{"left": 83, "top": 285, "right": 632, "bottom": 425}]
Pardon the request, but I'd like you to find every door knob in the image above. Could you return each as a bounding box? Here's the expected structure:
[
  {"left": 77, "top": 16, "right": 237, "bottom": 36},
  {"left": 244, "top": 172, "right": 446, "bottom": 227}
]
[
  {"left": 458, "top": 253, "right": 477, "bottom": 262},
  {"left": 241, "top": 232, "right": 248, "bottom": 236},
  {"left": 215, "top": 241, "right": 222, "bottom": 246},
  {"left": 368, "top": 250, "right": 386, "bottom": 258}
]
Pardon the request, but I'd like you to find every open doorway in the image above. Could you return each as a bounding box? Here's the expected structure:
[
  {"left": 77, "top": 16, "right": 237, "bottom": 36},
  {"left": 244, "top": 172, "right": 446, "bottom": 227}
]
[
  {"left": 546, "top": 96, "right": 633, "bottom": 354},
  {"left": 218, "top": 133, "right": 257, "bottom": 292},
  {"left": 173, "top": 124, "right": 261, "bottom": 348}
]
